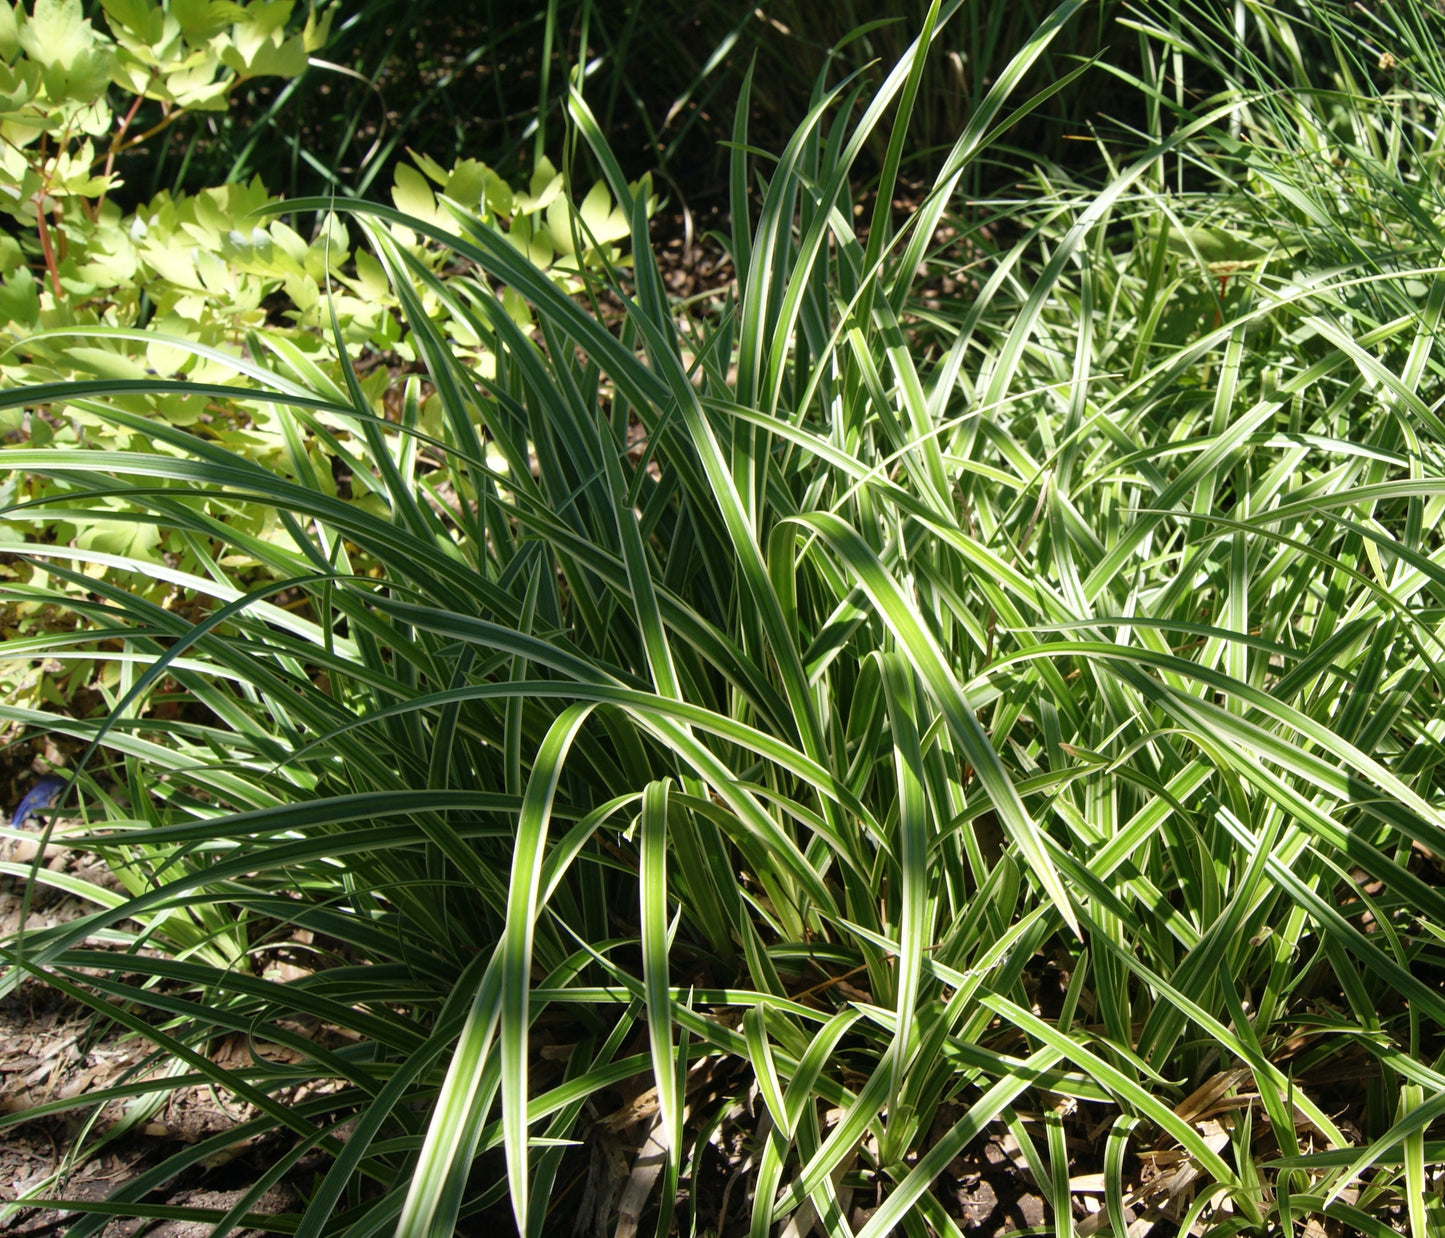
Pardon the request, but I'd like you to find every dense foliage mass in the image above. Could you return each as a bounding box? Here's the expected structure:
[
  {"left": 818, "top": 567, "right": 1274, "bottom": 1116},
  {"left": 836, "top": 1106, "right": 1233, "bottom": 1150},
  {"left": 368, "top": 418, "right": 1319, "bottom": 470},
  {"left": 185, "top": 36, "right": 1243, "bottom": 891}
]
[{"left": 3, "top": 0, "right": 1445, "bottom": 1234}]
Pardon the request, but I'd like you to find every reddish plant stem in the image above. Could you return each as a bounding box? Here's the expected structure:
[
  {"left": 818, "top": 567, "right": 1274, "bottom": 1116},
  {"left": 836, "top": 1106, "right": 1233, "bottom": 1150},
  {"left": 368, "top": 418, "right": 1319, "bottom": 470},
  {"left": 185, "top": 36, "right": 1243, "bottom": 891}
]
[
  {"left": 87, "top": 102, "right": 178, "bottom": 182},
  {"left": 1212, "top": 272, "right": 1232, "bottom": 331},
  {"left": 34, "top": 195, "right": 63, "bottom": 299},
  {"left": 95, "top": 79, "right": 153, "bottom": 217}
]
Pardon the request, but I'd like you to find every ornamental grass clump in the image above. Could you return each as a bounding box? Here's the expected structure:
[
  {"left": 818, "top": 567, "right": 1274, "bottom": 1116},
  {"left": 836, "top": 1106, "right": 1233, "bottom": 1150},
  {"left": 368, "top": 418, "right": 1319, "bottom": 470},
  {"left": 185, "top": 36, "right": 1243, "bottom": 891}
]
[{"left": 3, "top": 0, "right": 1445, "bottom": 1234}]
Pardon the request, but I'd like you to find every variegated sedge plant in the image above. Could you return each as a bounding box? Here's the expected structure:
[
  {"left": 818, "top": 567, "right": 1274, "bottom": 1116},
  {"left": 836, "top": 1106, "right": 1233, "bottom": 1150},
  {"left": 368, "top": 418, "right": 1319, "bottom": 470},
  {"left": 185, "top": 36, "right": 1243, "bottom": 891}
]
[{"left": 3, "top": 0, "right": 1445, "bottom": 1235}]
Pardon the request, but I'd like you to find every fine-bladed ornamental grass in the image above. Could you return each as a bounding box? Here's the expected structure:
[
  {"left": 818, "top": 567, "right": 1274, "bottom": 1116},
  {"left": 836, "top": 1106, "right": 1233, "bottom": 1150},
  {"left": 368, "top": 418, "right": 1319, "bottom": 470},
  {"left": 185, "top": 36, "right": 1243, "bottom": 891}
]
[{"left": 3, "top": 0, "right": 1445, "bottom": 1234}]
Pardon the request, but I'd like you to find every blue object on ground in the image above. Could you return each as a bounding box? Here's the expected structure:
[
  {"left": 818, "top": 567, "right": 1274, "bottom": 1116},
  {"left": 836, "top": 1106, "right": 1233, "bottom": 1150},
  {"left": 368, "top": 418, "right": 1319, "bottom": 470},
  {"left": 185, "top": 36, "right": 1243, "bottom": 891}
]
[{"left": 11, "top": 774, "right": 68, "bottom": 827}]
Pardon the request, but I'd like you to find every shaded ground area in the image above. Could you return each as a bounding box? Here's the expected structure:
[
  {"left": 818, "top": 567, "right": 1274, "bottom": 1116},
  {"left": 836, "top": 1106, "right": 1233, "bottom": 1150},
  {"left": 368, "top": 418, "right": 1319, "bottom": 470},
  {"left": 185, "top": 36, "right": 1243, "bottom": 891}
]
[{"left": 0, "top": 863, "right": 299, "bottom": 1237}]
